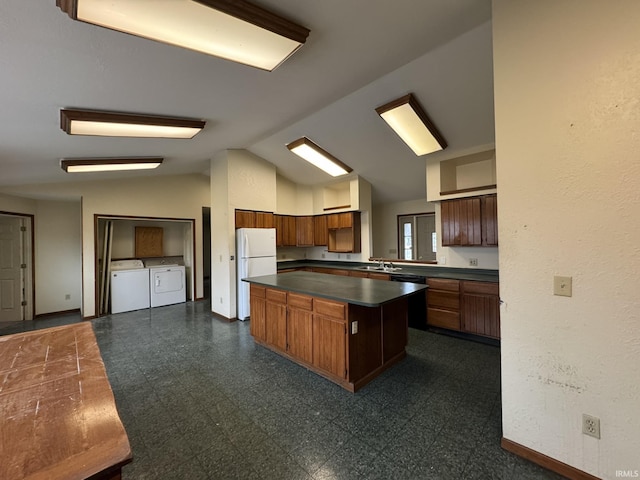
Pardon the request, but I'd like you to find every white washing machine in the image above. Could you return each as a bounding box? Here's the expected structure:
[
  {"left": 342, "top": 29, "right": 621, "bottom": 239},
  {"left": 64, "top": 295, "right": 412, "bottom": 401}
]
[
  {"left": 149, "top": 265, "right": 186, "bottom": 307},
  {"left": 110, "top": 260, "right": 150, "bottom": 314}
]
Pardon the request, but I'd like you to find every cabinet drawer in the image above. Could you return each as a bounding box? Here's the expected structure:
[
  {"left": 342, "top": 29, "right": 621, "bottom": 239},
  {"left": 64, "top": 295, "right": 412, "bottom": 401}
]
[
  {"left": 288, "top": 292, "right": 313, "bottom": 311},
  {"left": 427, "top": 308, "right": 461, "bottom": 330},
  {"left": 462, "top": 281, "right": 499, "bottom": 295},
  {"left": 266, "top": 288, "right": 287, "bottom": 304},
  {"left": 315, "top": 299, "right": 347, "bottom": 320},
  {"left": 250, "top": 285, "right": 266, "bottom": 298},
  {"left": 427, "top": 290, "right": 460, "bottom": 309},
  {"left": 427, "top": 278, "right": 460, "bottom": 292}
]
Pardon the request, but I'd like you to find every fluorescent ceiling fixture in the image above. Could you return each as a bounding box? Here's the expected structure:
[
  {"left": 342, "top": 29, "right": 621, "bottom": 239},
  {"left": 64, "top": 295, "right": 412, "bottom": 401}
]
[
  {"left": 375, "top": 94, "right": 447, "bottom": 156},
  {"left": 60, "top": 157, "right": 163, "bottom": 173},
  {"left": 286, "top": 138, "right": 353, "bottom": 177},
  {"left": 60, "top": 109, "right": 205, "bottom": 139},
  {"left": 56, "top": 0, "right": 310, "bottom": 71}
]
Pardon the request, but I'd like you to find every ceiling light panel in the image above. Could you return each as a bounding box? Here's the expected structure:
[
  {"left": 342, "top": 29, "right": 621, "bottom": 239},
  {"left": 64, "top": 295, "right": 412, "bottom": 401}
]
[
  {"left": 61, "top": 157, "right": 163, "bottom": 173},
  {"left": 57, "top": 0, "right": 310, "bottom": 71},
  {"left": 286, "top": 137, "right": 352, "bottom": 177},
  {"left": 376, "top": 94, "right": 447, "bottom": 156},
  {"left": 60, "top": 109, "right": 205, "bottom": 139}
]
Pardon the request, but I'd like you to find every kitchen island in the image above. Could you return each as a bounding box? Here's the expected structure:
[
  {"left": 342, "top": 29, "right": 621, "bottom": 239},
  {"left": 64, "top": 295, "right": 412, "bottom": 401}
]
[{"left": 244, "top": 271, "right": 427, "bottom": 392}]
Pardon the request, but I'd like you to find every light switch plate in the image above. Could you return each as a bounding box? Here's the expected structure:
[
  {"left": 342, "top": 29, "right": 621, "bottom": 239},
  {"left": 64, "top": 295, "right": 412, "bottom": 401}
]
[{"left": 554, "top": 276, "right": 572, "bottom": 297}]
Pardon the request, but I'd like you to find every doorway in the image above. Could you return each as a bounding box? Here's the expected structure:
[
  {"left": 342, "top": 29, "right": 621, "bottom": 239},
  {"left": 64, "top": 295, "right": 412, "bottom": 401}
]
[{"left": 0, "top": 213, "right": 34, "bottom": 321}]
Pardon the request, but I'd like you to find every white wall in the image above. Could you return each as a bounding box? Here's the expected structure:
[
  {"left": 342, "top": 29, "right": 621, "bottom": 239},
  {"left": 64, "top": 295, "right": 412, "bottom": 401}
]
[
  {"left": 110, "top": 220, "right": 186, "bottom": 258},
  {"left": 35, "top": 200, "right": 82, "bottom": 315},
  {"left": 493, "top": 1, "right": 640, "bottom": 478}
]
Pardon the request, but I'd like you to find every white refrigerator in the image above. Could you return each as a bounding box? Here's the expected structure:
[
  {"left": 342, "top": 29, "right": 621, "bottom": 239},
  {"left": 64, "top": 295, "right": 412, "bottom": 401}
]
[{"left": 237, "top": 228, "right": 277, "bottom": 321}]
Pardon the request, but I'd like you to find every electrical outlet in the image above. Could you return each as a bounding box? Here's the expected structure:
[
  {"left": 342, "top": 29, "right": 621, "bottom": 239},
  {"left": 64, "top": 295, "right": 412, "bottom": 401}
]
[
  {"left": 469, "top": 258, "right": 478, "bottom": 266},
  {"left": 582, "top": 414, "right": 601, "bottom": 439},
  {"left": 351, "top": 321, "right": 358, "bottom": 334},
  {"left": 321, "top": 253, "right": 326, "bottom": 258},
  {"left": 65, "top": 294, "right": 71, "bottom": 300},
  {"left": 347, "top": 254, "right": 351, "bottom": 260}
]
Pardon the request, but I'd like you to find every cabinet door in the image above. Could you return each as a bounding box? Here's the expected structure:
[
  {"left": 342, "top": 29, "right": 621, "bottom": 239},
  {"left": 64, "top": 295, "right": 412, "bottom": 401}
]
[
  {"left": 312, "top": 315, "right": 347, "bottom": 379},
  {"left": 249, "top": 286, "right": 267, "bottom": 342},
  {"left": 235, "top": 210, "right": 256, "bottom": 229},
  {"left": 461, "top": 281, "right": 500, "bottom": 338},
  {"left": 285, "top": 216, "right": 297, "bottom": 246},
  {"left": 313, "top": 215, "right": 328, "bottom": 246},
  {"left": 441, "top": 197, "right": 482, "bottom": 246},
  {"left": 265, "top": 289, "right": 287, "bottom": 351},
  {"left": 288, "top": 307, "right": 313, "bottom": 364},
  {"left": 296, "top": 216, "right": 314, "bottom": 246},
  {"left": 482, "top": 194, "right": 498, "bottom": 246},
  {"left": 256, "top": 212, "right": 275, "bottom": 228}
]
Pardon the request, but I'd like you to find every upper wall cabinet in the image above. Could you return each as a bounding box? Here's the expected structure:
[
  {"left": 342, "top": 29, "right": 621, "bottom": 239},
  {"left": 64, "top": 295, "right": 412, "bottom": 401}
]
[
  {"left": 296, "top": 216, "right": 314, "bottom": 247},
  {"left": 327, "top": 211, "right": 361, "bottom": 253},
  {"left": 235, "top": 209, "right": 274, "bottom": 229},
  {"left": 441, "top": 194, "right": 497, "bottom": 247}
]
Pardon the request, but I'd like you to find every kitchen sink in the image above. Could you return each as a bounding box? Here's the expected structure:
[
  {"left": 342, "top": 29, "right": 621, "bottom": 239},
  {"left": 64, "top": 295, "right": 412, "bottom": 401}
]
[{"left": 356, "top": 265, "right": 402, "bottom": 272}]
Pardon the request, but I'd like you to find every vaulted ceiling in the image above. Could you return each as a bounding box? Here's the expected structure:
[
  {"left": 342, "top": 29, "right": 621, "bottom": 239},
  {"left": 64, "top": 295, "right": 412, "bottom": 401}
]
[{"left": 0, "top": 0, "right": 494, "bottom": 204}]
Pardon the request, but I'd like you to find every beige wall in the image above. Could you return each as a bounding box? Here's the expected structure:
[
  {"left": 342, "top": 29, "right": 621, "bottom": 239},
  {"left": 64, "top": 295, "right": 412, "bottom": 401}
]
[
  {"left": 0, "top": 195, "right": 82, "bottom": 316},
  {"left": 493, "top": 1, "right": 640, "bottom": 477},
  {"left": 2, "top": 174, "right": 210, "bottom": 318},
  {"left": 35, "top": 200, "right": 82, "bottom": 315},
  {"left": 210, "top": 150, "right": 277, "bottom": 319}
]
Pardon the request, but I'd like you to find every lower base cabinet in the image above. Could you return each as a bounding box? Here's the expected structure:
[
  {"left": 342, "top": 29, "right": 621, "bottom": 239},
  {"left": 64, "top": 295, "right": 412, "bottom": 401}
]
[
  {"left": 426, "top": 278, "right": 500, "bottom": 340},
  {"left": 461, "top": 281, "right": 500, "bottom": 339},
  {"left": 248, "top": 284, "right": 406, "bottom": 391}
]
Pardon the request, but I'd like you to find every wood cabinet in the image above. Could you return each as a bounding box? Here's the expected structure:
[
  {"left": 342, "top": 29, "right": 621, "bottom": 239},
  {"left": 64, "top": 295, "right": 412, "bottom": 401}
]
[
  {"left": 256, "top": 211, "right": 275, "bottom": 228},
  {"left": 327, "top": 211, "right": 361, "bottom": 253},
  {"left": 296, "top": 216, "right": 314, "bottom": 247},
  {"left": 275, "top": 215, "right": 296, "bottom": 246},
  {"left": 248, "top": 277, "right": 411, "bottom": 392},
  {"left": 461, "top": 281, "right": 500, "bottom": 338},
  {"left": 287, "top": 292, "right": 313, "bottom": 364},
  {"left": 265, "top": 288, "right": 287, "bottom": 351},
  {"left": 249, "top": 285, "right": 267, "bottom": 341},
  {"left": 327, "top": 212, "right": 354, "bottom": 229},
  {"left": 482, "top": 195, "right": 498, "bottom": 246},
  {"left": 427, "top": 277, "right": 500, "bottom": 339},
  {"left": 235, "top": 209, "right": 274, "bottom": 229},
  {"left": 426, "top": 278, "right": 461, "bottom": 331},
  {"left": 440, "top": 194, "right": 497, "bottom": 246},
  {"left": 313, "top": 215, "right": 328, "bottom": 246},
  {"left": 135, "top": 227, "right": 163, "bottom": 258}
]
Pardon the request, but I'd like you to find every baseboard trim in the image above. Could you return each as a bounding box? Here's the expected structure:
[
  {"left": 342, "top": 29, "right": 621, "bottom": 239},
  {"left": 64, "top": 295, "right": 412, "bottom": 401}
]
[
  {"left": 501, "top": 437, "right": 601, "bottom": 480},
  {"left": 35, "top": 308, "right": 81, "bottom": 319}
]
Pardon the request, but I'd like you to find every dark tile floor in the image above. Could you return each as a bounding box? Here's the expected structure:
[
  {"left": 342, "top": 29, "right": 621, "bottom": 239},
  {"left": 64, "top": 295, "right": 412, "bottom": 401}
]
[{"left": 1, "top": 302, "right": 565, "bottom": 480}]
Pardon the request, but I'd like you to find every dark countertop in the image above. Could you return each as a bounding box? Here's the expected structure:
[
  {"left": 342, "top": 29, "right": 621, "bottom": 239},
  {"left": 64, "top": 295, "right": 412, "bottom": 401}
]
[
  {"left": 277, "top": 259, "right": 499, "bottom": 282},
  {"left": 243, "top": 271, "right": 427, "bottom": 307}
]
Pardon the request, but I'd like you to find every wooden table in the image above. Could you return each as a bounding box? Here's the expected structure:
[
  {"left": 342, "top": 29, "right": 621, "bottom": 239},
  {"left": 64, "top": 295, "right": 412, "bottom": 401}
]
[{"left": 0, "top": 323, "right": 132, "bottom": 480}]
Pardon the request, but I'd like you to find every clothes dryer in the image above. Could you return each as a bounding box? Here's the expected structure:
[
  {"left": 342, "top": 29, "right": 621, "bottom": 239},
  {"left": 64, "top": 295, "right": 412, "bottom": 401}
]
[{"left": 149, "top": 265, "right": 186, "bottom": 307}]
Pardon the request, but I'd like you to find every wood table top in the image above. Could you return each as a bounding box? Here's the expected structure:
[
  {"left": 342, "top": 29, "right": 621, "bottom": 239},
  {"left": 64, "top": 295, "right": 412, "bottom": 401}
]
[{"left": 0, "top": 322, "right": 132, "bottom": 480}]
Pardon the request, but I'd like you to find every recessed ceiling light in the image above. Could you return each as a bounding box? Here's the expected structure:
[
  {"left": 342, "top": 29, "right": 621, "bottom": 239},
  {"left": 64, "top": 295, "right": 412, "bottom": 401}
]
[
  {"left": 376, "top": 93, "right": 447, "bottom": 156},
  {"left": 286, "top": 137, "right": 352, "bottom": 177},
  {"left": 60, "top": 109, "right": 206, "bottom": 139},
  {"left": 56, "top": 0, "right": 310, "bottom": 71}
]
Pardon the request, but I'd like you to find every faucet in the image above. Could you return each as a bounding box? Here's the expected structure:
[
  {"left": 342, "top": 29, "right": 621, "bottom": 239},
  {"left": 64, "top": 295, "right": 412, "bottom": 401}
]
[{"left": 378, "top": 258, "right": 385, "bottom": 268}]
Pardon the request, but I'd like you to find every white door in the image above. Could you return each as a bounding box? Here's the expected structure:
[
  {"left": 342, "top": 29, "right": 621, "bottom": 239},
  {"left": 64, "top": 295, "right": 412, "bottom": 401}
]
[{"left": 0, "top": 216, "right": 24, "bottom": 322}]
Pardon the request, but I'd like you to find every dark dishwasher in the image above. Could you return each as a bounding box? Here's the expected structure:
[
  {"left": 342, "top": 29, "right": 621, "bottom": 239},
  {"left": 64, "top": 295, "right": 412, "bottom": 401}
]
[{"left": 390, "top": 273, "right": 427, "bottom": 330}]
